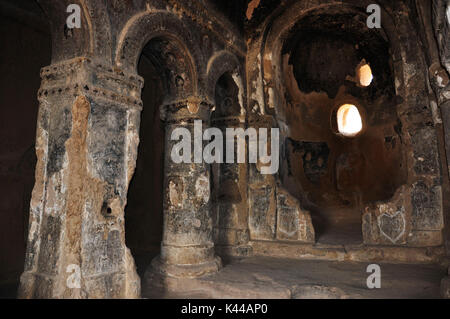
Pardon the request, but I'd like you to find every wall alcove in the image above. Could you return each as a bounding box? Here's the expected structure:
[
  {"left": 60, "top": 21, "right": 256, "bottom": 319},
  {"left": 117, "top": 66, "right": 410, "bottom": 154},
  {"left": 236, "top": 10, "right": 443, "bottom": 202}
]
[
  {"left": 125, "top": 40, "right": 167, "bottom": 278},
  {"left": 277, "top": 11, "right": 407, "bottom": 244}
]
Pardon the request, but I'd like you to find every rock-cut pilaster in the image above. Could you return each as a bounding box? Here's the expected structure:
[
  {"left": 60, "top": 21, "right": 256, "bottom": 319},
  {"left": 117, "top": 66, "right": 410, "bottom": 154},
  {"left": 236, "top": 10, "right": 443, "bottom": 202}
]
[{"left": 18, "top": 57, "right": 143, "bottom": 298}]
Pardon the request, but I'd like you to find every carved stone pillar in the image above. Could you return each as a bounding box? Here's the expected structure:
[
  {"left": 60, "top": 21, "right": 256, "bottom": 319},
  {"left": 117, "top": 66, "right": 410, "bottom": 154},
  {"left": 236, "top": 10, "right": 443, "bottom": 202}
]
[
  {"left": 18, "top": 57, "right": 142, "bottom": 298},
  {"left": 149, "top": 97, "right": 222, "bottom": 278},
  {"left": 211, "top": 115, "right": 252, "bottom": 257}
]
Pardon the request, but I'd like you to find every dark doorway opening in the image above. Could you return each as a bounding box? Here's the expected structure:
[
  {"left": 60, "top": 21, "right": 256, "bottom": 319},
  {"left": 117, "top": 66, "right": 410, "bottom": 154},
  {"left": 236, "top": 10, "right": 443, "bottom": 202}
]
[{"left": 125, "top": 43, "right": 165, "bottom": 278}]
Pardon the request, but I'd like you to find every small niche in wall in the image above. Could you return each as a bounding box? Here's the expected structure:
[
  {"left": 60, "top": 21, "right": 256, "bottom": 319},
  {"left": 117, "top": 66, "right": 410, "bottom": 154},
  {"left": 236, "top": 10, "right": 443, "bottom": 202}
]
[{"left": 277, "top": 12, "right": 405, "bottom": 245}]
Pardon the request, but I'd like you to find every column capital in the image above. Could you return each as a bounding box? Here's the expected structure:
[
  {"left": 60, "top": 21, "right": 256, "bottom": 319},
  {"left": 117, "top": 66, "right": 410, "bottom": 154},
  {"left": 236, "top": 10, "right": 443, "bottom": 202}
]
[
  {"left": 160, "top": 96, "right": 214, "bottom": 123},
  {"left": 247, "top": 113, "right": 277, "bottom": 129},
  {"left": 38, "top": 57, "right": 144, "bottom": 111},
  {"left": 211, "top": 115, "right": 246, "bottom": 126}
]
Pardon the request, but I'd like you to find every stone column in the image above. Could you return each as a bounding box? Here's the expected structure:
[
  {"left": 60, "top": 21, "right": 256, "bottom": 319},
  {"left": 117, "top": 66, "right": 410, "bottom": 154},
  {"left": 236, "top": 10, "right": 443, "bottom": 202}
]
[
  {"left": 18, "top": 57, "right": 142, "bottom": 298},
  {"left": 149, "top": 97, "right": 222, "bottom": 278},
  {"left": 211, "top": 115, "right": 252, "bottom": 258}
]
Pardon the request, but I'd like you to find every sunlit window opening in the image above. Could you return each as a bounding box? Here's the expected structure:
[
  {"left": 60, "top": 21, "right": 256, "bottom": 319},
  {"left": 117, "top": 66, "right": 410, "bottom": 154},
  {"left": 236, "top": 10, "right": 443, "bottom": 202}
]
[
  {"left": 337, "top": 104, "right": 363, "bottom": 137},
  {"left": 446, "top": 3, "right": 450, "bottom": 25},
  {"left": 357, "top": 63, "right": 373, "bottom": 87}
]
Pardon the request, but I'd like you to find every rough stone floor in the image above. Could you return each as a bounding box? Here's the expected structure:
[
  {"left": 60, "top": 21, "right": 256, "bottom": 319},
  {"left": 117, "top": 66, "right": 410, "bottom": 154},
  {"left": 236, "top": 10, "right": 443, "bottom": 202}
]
[{"left": 143, "top": 256, "right": 446, "bottom": 299}]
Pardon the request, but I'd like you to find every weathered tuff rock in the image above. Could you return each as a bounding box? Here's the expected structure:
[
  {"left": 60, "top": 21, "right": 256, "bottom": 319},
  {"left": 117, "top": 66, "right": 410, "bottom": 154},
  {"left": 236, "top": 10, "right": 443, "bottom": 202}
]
[
  {"left": 276, "top": 186, "right": 315, "bottom": 243},
  {"left": 363, "top": 184, "right": 443, "bottom": 247},
  {"left": 12, "top": 0, "right": 450, "bottom": 299}
]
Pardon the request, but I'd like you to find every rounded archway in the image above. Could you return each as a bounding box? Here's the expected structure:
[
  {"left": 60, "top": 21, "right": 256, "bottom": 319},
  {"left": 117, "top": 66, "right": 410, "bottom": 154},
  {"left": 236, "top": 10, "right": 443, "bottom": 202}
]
[
  {"left": 275, "top": 9, "right": 407, "bottom": 244},
  {"left": 124, "top": 35, "right": 195, "bottom": 278}
]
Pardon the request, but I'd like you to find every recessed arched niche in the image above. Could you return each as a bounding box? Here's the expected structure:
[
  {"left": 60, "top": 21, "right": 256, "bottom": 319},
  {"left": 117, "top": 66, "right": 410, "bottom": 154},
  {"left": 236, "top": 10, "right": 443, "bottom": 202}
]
[{"left": 277, "top": 10, "right": 407, "bottom": 244}]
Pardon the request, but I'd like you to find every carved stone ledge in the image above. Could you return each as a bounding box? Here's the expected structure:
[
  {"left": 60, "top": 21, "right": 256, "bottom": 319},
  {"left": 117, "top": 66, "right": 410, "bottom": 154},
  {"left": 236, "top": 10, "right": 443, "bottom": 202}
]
[{"left": 38, "top": 83, "right": 143, "bottom": 111}]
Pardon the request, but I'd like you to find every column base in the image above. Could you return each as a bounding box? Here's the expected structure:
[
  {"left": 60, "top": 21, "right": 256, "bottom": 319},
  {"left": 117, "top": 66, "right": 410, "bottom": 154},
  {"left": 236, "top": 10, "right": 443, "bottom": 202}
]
[
  {"left": 147, "top": 255, "right": 222, "bottom": 279},
  {"left": 215, "top": 245, "right": 253, "bottom": 258},
  {"left": 17, "top": 271, "right": 38, "bottom": 299}
]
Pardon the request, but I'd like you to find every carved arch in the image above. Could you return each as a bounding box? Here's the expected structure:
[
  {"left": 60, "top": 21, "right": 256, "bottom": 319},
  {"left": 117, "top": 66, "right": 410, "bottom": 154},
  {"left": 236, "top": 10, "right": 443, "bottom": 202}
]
[
  {"left": 256, "top": 0, "right": 443, "bottom": 246},
  {"left": 114, "top": 11, "right": 206, "bottom": 101},
  {"left": 260, "top": 1, "right": 406, "bottom": 116},
  {"left": 207, "top": 51, "right": 245, "bottom": 114},
  {"left": 81, "top": 0, "right": 112, "bottom": 62},
  {"left": 38, "top": 0, "right": 91, "bottom": 62}
]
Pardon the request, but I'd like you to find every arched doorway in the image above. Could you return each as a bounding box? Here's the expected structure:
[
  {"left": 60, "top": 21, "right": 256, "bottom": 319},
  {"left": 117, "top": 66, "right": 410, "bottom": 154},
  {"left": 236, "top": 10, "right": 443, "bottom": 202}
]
[
  {"left": 125, "top": 33, "right": 199, "bottom": 279},
  {"left": 125, "top": 40, "right": 168, "bottom": 278}
]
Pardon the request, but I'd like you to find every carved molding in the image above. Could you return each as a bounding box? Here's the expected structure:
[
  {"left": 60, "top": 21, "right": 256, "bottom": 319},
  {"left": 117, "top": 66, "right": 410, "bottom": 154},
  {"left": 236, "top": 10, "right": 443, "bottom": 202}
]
[
  {"left": 38, "top": 57, "right": 144, "bottom": 110},
  {"left": 160, "top": 97, "right": 214, "bottom": 123},
  {"left": 167, "top": 0, "right": 246, "bottom": 57}
]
